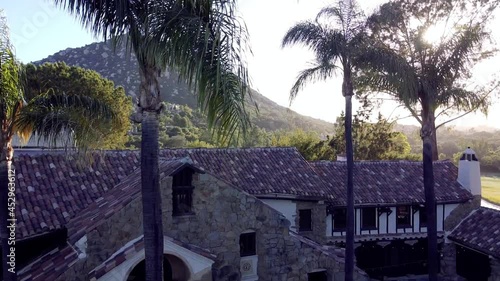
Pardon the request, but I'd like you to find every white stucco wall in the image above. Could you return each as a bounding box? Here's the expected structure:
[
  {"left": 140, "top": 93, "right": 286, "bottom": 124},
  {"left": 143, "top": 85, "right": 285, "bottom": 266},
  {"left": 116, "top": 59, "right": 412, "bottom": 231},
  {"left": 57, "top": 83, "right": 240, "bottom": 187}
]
[
  {"left": 261, "top": 199, "right": 297, "bottom": 229},
  {"left": 326, "top": 214, "right": 332, "bottom": 237}
]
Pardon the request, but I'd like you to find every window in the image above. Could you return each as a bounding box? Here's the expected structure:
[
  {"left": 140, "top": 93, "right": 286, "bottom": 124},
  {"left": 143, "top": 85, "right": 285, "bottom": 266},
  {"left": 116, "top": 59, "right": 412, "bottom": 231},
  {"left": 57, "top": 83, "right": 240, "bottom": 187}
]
[
  {"left": 419, "top": 207, "right": 427, "bottom": 227},
  {"left": 333, "top": 208, "right": 347, "bottom": 231},
  {"left": 172, "top": 169, "right": 194, "bottom": 216},
  {"left": 240, "top": 232, "right": 256, "bottom": 257},
  {"left": 361, "top": 207, "right": 377, "bottom": 230},
  {"left": 396, "top": 206, "right": 411, "bottom": 228},
  {"left": 299, "top": 209, "right": 312, "bottom": 231}
]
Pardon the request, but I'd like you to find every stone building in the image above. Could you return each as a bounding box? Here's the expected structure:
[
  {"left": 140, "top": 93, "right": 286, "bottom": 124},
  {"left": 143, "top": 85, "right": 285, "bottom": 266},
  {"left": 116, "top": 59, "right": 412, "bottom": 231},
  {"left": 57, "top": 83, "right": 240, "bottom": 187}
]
[
  {"left": 10, "top": 147, "right": 495, "bottom": 280},
  {"left": 13, "top": 148, "right": 368, "bottom": 281}
]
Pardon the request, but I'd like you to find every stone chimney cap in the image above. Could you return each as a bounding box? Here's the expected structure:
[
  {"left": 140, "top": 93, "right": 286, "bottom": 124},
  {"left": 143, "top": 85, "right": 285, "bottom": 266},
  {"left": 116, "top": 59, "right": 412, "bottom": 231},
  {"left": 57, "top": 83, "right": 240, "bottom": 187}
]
[{"left": 460, "top": 147, "right": 478, "bottom": 161}]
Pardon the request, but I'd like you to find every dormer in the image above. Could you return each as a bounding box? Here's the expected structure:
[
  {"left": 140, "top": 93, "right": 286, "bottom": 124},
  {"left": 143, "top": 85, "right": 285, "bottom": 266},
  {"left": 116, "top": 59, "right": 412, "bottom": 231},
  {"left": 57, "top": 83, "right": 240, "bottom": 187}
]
[{"left": 457, "top": 147, "right": 481, "bottom": 196}]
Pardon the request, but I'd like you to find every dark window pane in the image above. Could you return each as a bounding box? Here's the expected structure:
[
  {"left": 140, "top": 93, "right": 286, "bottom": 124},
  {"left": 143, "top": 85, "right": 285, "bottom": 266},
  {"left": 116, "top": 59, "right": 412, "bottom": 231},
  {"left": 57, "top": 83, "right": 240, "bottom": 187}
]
[
  {"left": 333, "top": 208, "right": 347, "bottom": 231},
  {"left": 299, "top": 209, "right": 312, "bottom": 231},
  {"left": 396, "top": 206, "right": 411, "bottom": 228},
  {"left": 173, "top": 168, "right": 193, "bottom": 186},
  {"left": 240, "top": 232, "right": 256, "bottom": 257},
  {"left": 419, "top": 207, "right": 427, "bottom": 227},
  {"left": 172, "top": 168, "right": 194, "bottom": 216},
  {"left": 362, "top": 207, "right": 377, "bottom": 229}
]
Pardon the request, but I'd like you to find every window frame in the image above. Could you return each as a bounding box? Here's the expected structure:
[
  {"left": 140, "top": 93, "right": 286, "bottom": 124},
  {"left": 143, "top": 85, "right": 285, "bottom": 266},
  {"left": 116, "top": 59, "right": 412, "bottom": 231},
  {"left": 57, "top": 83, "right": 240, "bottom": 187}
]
[
  {"left": 332, "top": 208, "right": 347, "bottom": 232},
  {"left": 419, "top": 206, "right": 427, "bottom": 227},
  {"left": 361, "top": 207, "right": 377, "bottom": 230},
  {"left": 298, "top": 209, "right": 313, "bottom": 232},
  {"left": 172, "top": 169, "right": 195, "bottom": 216},
  {"left": 396, "top": 205, "right": 412, "bottom": 228},
  {"left": 239, "top": 232, "right": 256, "bottom": 257}
]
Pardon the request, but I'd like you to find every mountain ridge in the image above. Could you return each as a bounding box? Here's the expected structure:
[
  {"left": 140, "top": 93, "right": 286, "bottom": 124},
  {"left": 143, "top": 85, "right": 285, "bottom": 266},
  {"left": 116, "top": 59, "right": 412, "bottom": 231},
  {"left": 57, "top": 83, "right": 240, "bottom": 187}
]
[{"left": 35, "top": 41, "right": 335, "bottom": 134}]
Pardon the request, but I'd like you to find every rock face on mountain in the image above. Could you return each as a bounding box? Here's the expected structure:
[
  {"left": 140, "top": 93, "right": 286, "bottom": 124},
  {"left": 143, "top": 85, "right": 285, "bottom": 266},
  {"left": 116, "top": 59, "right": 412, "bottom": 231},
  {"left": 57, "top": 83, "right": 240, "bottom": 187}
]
[{"left": 35, "top": 41, "right": 333, "bottom": 133}]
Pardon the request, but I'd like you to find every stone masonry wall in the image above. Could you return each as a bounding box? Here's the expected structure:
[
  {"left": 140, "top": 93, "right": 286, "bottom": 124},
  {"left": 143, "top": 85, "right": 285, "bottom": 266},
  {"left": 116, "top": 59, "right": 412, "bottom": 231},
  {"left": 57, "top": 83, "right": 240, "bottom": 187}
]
[
  {"left": 57, "top": 171, "right": 369, "bottom": 281},
  {"left": 295, "top": 201, "right": 327, "bottom": 245},
  {"left": 160, "top": 173, "right": 368, "bottom": 280},
  {"left": 489, "top": 258, "right": 500, "bottom": 281},
  {"left": 56, "top": 194, "right": 144, "bottom": 281},
  {"left": 440, "top": 242, "right": 457, "bottom": 277},
  {"left": 444, "top": 196, "right": 481, "bottom": 231}
]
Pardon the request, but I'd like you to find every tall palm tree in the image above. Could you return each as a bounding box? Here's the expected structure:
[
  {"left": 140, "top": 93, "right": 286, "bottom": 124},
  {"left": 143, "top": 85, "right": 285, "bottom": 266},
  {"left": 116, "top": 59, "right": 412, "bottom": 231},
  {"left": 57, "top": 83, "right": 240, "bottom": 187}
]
[
  {"left": 1, "top": 12, "right": 117, "bottom": 281},
  {"left": 282, "top": 1, "right": 366, "bottom": 279},
  {"left": 54, "top": 1, "right": 251, "bottom": 280},
  {"left": 355, "top": 1, "right": 500, "bottom": 279}
]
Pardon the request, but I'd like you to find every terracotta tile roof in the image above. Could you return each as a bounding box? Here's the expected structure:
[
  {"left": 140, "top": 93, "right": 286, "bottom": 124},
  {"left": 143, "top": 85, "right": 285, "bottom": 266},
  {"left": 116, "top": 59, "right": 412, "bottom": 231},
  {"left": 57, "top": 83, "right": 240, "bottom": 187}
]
[
  {"left": 310, "top": 160, "right": 473, "bottom": 206},
  {"left": 15, "top": 151, "right": 140, "bottom": 239},
  {"left": 159, "top": 147, "right": 332, "bottom": 199},
  {"left": 448, "top": 207, "right": 500, "bottom": 259},
  {"left": 18, "top": 159, "right": 203, "bottom": 281},
  {"left": 88, "top": 235, "right": 216, "bottom": 280},
  {"left": 18, "top": 244, "right": 79, "bottom": 281}
]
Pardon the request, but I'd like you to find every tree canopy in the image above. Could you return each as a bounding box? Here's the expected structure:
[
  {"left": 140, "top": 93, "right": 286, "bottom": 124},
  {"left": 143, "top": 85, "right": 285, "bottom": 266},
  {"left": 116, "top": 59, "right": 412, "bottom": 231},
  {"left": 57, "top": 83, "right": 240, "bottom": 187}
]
[
  {"left": 356, "top": 0, "right": 500, "bottom": 159},
  {"left": 23, "top": 62, "right": 132, "bottom": 149}
]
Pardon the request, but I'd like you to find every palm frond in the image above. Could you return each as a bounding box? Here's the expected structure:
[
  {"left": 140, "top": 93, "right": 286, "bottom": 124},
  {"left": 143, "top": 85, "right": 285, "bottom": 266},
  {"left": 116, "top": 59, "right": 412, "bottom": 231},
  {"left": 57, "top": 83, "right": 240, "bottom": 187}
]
[
  {"left": 15, "top": 91, "right": 117, "bottom": 149},
  {"left": 355, "top": 44, "right": 419, "bottom": 104},
  {"left": 290, "top": 63, "right": 339, "bottom": 104}
]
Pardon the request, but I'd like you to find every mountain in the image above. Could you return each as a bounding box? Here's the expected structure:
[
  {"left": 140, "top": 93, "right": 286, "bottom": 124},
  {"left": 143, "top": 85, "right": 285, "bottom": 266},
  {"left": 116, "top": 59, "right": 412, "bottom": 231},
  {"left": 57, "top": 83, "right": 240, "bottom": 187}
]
[{"left": 35, "top": 41, "right": 334, "bottom": 134}]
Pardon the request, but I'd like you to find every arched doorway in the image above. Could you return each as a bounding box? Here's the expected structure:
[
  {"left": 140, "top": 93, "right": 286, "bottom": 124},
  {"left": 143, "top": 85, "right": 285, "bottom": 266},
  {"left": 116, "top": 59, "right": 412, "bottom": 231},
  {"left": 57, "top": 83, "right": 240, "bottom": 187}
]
[{"left": 127, "top": 254, "right": 190, "bottom": 281}]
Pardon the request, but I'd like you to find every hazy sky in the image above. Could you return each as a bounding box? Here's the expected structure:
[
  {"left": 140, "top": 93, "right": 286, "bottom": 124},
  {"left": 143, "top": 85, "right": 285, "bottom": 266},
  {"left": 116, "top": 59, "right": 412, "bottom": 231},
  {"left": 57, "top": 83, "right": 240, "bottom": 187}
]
[{"left": 3, "top": 0, "right": 500, "bottom": 129}]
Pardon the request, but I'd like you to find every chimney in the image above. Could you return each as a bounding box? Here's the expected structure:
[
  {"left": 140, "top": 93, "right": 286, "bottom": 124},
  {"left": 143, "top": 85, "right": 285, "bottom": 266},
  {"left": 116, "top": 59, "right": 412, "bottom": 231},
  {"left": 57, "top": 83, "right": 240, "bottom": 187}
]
[{"left": 457, "top": 147, "right": 481, "bottom": 196}]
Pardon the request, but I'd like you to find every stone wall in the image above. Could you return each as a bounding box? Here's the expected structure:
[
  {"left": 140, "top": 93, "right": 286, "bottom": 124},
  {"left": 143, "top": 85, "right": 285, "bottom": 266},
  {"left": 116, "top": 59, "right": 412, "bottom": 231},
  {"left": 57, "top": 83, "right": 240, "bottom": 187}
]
[
  {"left": 56, "top": 193, "right": 144, "bottom": 281},
  {"left": 295, "top": 201, "right": 327, "bottom": 245},
  {"left": 440, "top": 242, "right": 457, "bottom": 277},
  {"left": 57, "top": 171, "right": 369, "bottom": 281},
  {"left": 161, "top": 172, "right": 368, "bottom": 280},
  {"left": 444, "top": 196, "right": 481, "bottom": 231},
  {"left": 490, "top": 258, "right": 500, "bottom": 281}
]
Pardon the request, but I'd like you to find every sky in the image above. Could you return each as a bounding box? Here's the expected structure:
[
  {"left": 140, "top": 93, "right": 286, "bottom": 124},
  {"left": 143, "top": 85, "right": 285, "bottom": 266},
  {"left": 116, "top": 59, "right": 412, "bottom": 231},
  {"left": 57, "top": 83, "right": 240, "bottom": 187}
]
[{"left": 2, "top": 0, "right": 500, "bottom": 130}]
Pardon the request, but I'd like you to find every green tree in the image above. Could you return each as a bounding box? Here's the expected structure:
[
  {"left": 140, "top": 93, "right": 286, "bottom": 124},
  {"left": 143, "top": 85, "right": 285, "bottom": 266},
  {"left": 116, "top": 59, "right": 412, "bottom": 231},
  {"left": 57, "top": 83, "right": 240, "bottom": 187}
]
[
  {"left": 0, "top": 11, "right": 117, "bottom": 281},
  {"left": 55, "top": 1, "right": 252, "bottom": 279},
  {"left": 282, "top": 1, "right": 369, "bottom": 278},
  {"left": 357, "top": 0, "right": 500, "bottom": 279},
  {"left": 330, "top": 111, "right": 412, "bottom": 160},
  {"left": 271, "top": 129, "right": 335, "bottom": 161},
  {"left": 24, "top": 62, "right": 132, "bottom": 149}
]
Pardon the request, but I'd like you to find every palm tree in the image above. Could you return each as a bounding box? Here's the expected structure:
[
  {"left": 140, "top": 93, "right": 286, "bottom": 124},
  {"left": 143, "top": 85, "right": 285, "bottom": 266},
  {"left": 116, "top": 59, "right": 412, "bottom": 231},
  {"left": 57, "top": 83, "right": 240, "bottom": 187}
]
[
  {"left": 1, "top": 12, "right": 117, "bottom": 281},
  {"left": 53, "top": 1, "right": 251, "bottom": 280},
  {"left": 282, "top": 1, "right": 366, "bottom": 279},
  {"left": 355, "top": 1, "right": 500, "bottom": 279}
]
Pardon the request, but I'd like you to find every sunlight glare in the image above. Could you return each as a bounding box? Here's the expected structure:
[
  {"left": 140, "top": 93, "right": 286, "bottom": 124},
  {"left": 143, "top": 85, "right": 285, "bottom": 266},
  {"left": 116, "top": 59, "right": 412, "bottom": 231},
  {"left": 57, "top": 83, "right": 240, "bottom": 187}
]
[{"left": 423, "top": 22, "right": 448, "bottom": 45}]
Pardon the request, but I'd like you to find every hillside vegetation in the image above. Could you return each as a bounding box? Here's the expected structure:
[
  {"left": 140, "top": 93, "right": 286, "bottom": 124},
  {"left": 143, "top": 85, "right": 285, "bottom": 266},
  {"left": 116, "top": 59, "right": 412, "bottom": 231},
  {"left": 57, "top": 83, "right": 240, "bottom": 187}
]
[
  {"left": 36, "top": 41, "right": 334, "bottom": 134},
  {"left": 32, "top": 42, "right": 500, "bottom": 173}
]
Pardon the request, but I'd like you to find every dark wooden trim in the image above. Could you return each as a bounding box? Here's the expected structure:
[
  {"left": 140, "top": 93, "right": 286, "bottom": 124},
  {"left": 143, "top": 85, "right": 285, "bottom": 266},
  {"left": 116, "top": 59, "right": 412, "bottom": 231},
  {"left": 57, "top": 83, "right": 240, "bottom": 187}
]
[{"left": 354, "top": 209, "right": 358, "bottom": 235}]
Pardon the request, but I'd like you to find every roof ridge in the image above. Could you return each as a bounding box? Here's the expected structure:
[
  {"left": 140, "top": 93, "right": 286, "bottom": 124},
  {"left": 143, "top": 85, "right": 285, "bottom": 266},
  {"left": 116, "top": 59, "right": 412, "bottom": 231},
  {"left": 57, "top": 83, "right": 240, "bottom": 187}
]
[{"left": 449, "top": 207, "right": 480, "bottom": 234}]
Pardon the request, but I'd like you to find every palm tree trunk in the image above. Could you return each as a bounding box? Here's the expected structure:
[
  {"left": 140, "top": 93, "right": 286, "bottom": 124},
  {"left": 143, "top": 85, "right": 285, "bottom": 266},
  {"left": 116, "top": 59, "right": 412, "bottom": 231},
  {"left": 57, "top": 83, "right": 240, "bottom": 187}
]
[
  {"left": 421, "top": 112, "right": 438, "bottom": 281},
  {"left": 430, "top": 120, "right": 439, "bottom": 161},
  {"left": 343, "top": 68, "right": 355, "bottom": 281},
  {"left": 139, "top": 66, "right": 164, "bottom": 281},
  {"left": 1, "top": 140, "right": 16, "bottom": 281}
]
